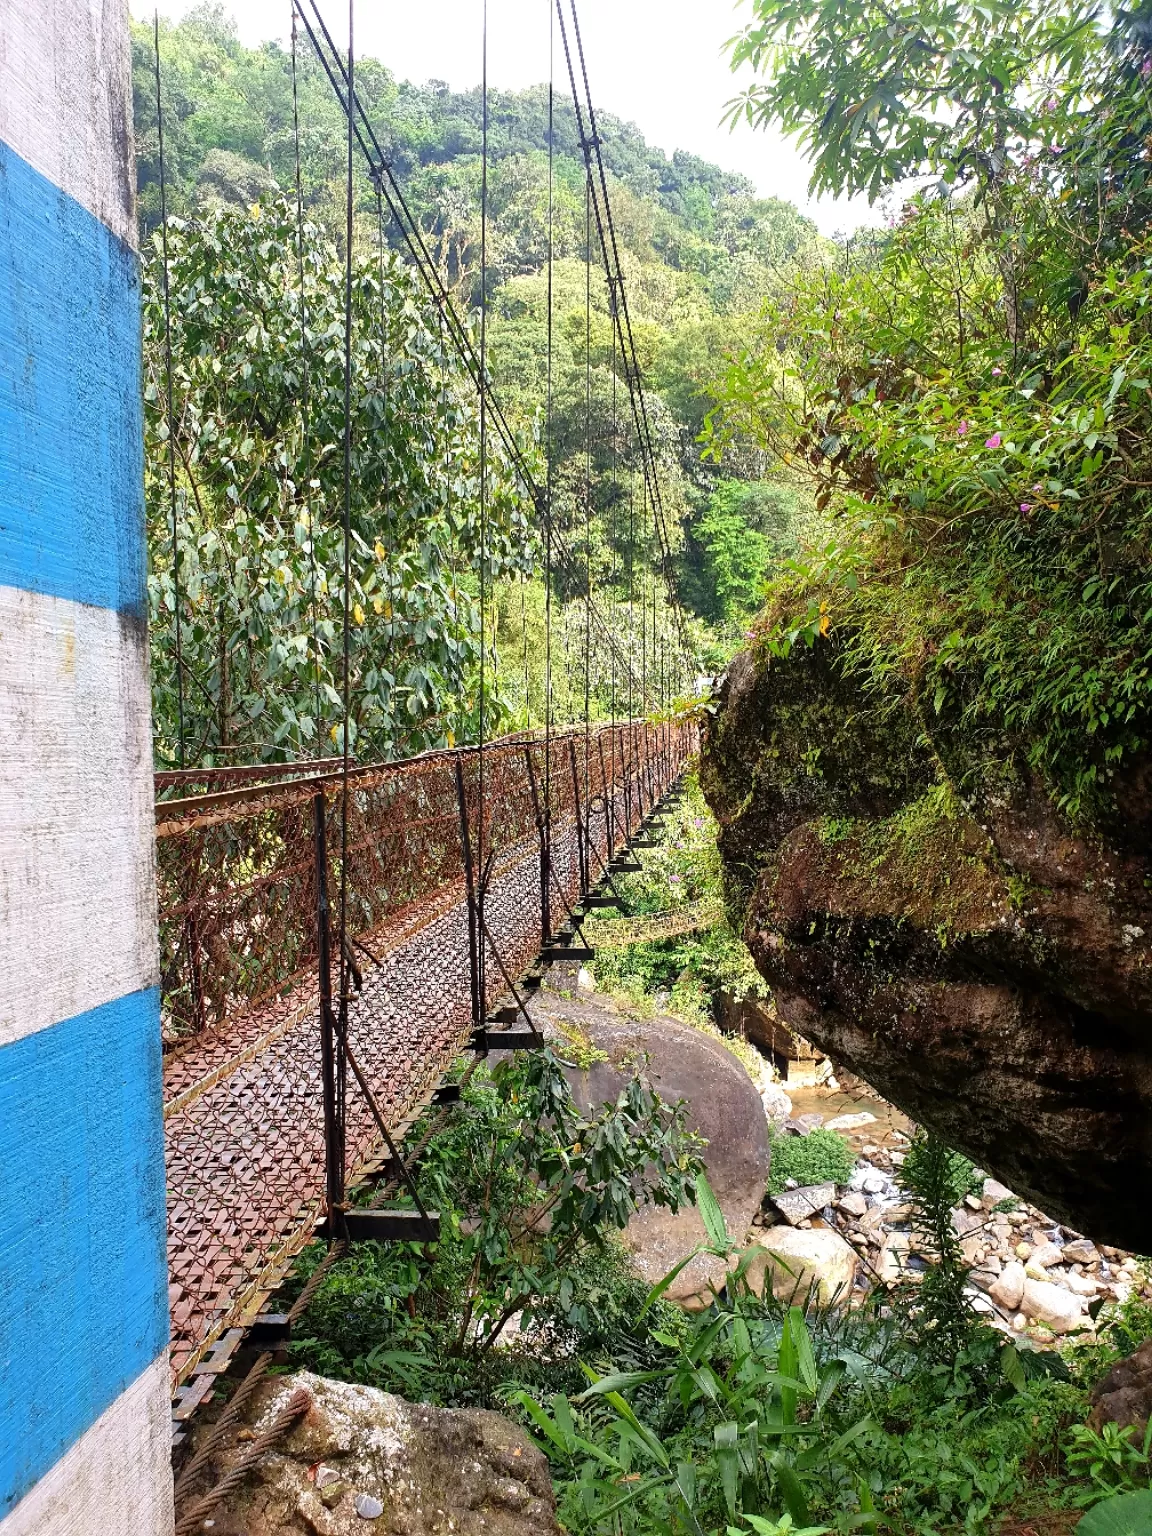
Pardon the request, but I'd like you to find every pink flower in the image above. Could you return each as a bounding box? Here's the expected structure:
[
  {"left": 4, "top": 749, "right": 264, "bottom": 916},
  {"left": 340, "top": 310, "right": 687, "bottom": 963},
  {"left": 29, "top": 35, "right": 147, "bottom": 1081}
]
[
  {"left": 957, "top": 420, "right": 969, "bottom": 435},
  {"left": 1032, "top": 483, "right": 1043, "bottom": 493},
  {"left": 1020, "top": 502, "right": 1032, "bottom": 513},
  {"left": 985, "top": 433, "right": 1002, "bottom": 448},
  {"left": 1143, "top": 57, "right": 1152, "bottom": 77},
  {"left": 991, "top": 367, "right": 1002, "bottom": 376}
]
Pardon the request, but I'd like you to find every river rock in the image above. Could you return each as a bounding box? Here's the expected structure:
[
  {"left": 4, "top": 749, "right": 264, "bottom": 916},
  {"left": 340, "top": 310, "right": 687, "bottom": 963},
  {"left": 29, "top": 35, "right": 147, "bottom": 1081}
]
[
  {"left": 1029, "top": 1240, "right": 1063, "bottom": 1268},
  {"left": 1021, "top": 1277, "right": 1087, "bottom": 1334},
  {"left": 824, "top": 1111, "right": 877, "bottom": 1133},
  {"left": 989, "top": 1260, "right": 1026, "bottom": 1311},
  {"left": 1064, "top": 1238, "right": 1099, "bottom": 1265},
  {"left": 744, "top": 1226, "right": 857, "bottom": 1305},
  {"left": 186, "top": 1371, "right": 559, "bottom": 1534},
  {"left": 771, "top": 1182, "right": 838, "bottom": 1226},
  {"left": 547, "top": 998, "right": 771, "bottom": 1303}
]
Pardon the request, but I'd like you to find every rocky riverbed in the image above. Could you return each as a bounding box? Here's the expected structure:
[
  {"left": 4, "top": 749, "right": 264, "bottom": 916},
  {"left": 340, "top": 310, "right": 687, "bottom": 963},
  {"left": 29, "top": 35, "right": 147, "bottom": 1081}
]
[{"left": 755, "top": 1082, "right": 1151, "bottom": 1345}]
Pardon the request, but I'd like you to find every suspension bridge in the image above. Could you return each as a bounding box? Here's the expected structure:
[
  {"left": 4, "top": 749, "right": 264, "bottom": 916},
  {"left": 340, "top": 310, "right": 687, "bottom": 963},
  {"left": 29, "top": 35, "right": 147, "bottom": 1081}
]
[{"left": 0, "top": 0, "right": 703, "bottom": 1527}]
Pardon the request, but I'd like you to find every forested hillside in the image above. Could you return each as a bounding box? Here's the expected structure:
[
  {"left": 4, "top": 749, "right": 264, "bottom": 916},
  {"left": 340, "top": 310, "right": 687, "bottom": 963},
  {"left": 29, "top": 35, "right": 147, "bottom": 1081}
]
[{"left": 133, "top": 6, "right": 822, "bottom": 765}]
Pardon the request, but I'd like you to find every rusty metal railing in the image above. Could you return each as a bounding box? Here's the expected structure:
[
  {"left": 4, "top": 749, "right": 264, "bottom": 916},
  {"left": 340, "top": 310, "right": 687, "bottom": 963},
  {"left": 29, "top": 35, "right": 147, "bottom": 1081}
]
[{"left": 159, "top": 719, "right": 693, "bottom": 1385}]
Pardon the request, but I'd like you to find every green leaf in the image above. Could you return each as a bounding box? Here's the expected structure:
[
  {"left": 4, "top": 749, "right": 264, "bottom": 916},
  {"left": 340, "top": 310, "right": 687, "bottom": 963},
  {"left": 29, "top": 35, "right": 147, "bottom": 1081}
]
[
  {"left": 1076, "top": 1491, "right": 1152, "bottom": 1535},
  {"left": 696, "top": 1171, "right": 730, "bottom": 1249}
]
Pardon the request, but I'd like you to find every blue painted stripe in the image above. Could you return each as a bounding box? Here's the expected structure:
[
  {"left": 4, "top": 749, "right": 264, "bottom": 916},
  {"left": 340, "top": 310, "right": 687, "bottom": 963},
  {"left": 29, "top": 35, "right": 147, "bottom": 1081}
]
[
  {"left": 0, "top": 138, "right": 145, "bottom": 617},
  {"left": 0, "top": 989, "right": 168, "bottom": 1516}
]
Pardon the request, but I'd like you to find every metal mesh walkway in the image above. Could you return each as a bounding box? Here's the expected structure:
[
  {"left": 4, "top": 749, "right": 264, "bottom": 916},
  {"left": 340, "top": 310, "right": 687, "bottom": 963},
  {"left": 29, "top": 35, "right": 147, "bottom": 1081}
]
[{"left": 158, "top": 720, "right": 692, "bottom": 1384}]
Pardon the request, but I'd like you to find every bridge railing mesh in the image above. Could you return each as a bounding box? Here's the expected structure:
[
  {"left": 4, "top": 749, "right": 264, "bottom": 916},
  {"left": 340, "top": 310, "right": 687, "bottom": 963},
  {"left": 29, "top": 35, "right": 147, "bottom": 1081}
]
[{"left": 158, "top": 720, "right": 693, "bottom": 1384}]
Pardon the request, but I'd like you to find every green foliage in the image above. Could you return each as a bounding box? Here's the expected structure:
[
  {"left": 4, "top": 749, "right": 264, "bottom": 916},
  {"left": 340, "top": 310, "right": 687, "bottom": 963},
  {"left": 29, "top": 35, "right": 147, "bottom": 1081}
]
[
  {"left": 899, "top": 1132, "right": 980, "bottom": 1363},
  {"left": 144, "top": 195, "right": 532, "bottom": 762},
  {"left": 592, "top": 769, "right": 766, "bottom": 1024},
  {"left": 725, "top": 0, "right": 1103, "bottom": 203},
  {"left": 282, "top": 1049, "right": 704, "bottom": 1402},
  {"left": 1067, "top": 1419, "right": 1152, "bottom": 1508},
  {"left": 709, "top": 0, "right": 1152, "bottom": 819},
  {"left": 767, "top": 1130, "right": 855, "bottom": 1196},
  {"left": 1076, "top": 1489, "right": 1152, "bottom": 1535},
  {"left": 516, "top": 1192, "right": 883, "bottom": 1534}
]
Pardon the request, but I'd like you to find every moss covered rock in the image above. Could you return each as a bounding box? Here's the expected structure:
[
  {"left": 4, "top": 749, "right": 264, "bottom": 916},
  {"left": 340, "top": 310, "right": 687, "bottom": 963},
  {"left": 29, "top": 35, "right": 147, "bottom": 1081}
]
[{"left": 701, "top": 634, "right": 1152, "bottom": 1252}]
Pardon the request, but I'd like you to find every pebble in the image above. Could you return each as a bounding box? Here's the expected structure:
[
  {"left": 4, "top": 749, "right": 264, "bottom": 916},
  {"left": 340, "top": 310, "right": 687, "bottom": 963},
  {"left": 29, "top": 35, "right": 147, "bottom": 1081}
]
[{"left": 354, "top": 1493, "right": 384, "bottom": 1520}]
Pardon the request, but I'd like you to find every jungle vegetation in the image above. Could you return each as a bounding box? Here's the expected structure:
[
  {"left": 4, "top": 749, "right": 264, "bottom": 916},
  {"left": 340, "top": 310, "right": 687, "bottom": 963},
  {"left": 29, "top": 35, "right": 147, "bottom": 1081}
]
[
  {"left": 710, "top": 0, "right": 1152, "bottom": 823},
  {"left": 133, "top": 5, "right": 819, "bottom": 764}
]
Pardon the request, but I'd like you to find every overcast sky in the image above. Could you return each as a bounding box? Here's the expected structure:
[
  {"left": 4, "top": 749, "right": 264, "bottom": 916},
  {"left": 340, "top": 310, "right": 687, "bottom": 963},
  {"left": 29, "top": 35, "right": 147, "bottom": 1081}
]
[{"left": 134, "top": 0, "right": 881, "bottom": 235}]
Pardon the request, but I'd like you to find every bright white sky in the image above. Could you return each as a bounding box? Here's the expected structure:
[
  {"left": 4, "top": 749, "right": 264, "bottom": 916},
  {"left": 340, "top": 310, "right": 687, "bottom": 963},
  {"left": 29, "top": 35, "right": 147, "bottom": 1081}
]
[{"left": 133, "top": 0, "right": 881, "bottom": 235}]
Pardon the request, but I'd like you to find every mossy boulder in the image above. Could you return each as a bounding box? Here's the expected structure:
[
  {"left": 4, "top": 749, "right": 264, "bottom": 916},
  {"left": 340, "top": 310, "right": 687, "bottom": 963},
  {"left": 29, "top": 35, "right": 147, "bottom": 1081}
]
[{"left": 701, "top": 635, "right": 1152, "bottom": 1252}]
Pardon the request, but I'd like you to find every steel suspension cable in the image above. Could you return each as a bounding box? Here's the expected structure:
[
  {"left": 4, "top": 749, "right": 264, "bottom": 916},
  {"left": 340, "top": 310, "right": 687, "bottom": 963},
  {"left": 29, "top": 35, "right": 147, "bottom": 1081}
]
[
  {"left": 476, "top": 0, "right": 490, "bottom": 1010},
  {"left": 334, "top": 0, "right": 355, "bottom": 1224},
  {"left": 555, "top": 0, "right": 693, "bottom": 677},
  {"left": 292, "top": 0, "right": 640, "bottom": 700},
  {"left": 291, "top": 7, "right": 324, "bottom": 754}
]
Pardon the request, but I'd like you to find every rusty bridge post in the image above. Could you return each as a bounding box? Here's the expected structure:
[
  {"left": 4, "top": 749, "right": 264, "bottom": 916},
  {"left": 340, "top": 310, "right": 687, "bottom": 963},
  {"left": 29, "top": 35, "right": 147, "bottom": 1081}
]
[
  {"left": 314, "top": 790, "right": 345, "bottom": 1234},
  {"left": 597, "top": 732, "right": 613, "bottom": 861},
  {"left": 454, "top": 753, "right": 482, "bottom": 1033},
  {"left": 568, "top": 737, "right": 588, "bottom": 898},
  {"left": 524, "top": 745, "right": 550, "bottom": 945}
]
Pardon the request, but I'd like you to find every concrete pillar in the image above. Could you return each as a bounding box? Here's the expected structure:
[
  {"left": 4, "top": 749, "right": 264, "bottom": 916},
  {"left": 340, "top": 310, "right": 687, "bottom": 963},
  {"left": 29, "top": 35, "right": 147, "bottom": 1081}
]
[{"left": 0, "top": 3, "right": 172, "bottom": 1533}]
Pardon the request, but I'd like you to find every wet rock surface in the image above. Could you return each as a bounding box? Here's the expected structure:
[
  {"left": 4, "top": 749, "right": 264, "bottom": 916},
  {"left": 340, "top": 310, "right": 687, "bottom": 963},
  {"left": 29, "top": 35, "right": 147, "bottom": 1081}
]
[
  {"left": 186, "top": 1371, "right": 559, "bottom": 1535},
  {"left": 701, "top": 639, "right": 1152, "bottom": 1251}
]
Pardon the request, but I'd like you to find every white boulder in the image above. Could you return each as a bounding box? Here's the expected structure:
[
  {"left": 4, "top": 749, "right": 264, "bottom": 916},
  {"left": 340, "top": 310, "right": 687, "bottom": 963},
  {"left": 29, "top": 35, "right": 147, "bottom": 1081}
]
[
  {"left": 1021, "top": 1277, "right": 1087, "bottom": 1334},
  {"left": 744, "top": 1227, "right": 858, "bottom": 1306},
  {"left": 989, "top": 1260, "right": 1027, "bottom": 1312}
]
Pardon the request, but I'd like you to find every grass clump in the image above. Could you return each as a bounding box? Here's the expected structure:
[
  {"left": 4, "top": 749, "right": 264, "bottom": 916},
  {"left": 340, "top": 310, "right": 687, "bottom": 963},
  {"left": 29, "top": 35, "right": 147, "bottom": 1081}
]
[{"left": 767, "top": 1126, "right": 855, "bottom": 1195}]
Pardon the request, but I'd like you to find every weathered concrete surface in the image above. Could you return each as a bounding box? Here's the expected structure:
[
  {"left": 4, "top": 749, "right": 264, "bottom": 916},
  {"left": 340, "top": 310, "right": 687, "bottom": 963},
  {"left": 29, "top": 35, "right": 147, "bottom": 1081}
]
[
  {"left": 535, "top": 990, "right": 771, "bottom": 1304},
  {"left": 701, "top": 638, "right": 1152, "bottom": 1252},
  {"left": 188, "top": 1372, "right": 559, "bottom": 1535}
]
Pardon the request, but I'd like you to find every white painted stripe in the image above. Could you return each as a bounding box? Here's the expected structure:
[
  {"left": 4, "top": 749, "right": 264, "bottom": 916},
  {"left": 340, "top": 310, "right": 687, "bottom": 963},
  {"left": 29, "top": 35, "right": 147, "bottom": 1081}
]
[
  {"left": 0, "top": 0, "right": 136, "bottom": 250},
  {"left": 0, "top": 585, "right": 158, "bottom": 1047},
  {"left": 0, "top": 1355, "right": 173, "bottom": 1536}
]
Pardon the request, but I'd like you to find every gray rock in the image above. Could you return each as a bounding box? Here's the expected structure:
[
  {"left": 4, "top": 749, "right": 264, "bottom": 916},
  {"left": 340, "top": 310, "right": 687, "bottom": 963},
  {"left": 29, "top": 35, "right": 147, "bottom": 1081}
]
[
  {"left": 1029, "top": 1240, "right": 1064, "bottom": 1268},
  {"left": 837, "top": 1191, "right": 868, "bottom": 1218},
  {"left": 771, "top": 1182, "right": 838, "bottom": 1226},
  {"left": 981, "top": 1177, "right": 1016, "bottom": 1209},
  {"left": 188, "top": 1371, "right": 560, "bottom": 1534},
  {"left": 823, "top": 1111, "right": 876, "bottom": 1132},
  {"left": 1021, "top": 1277, "right": 1088, "bottom": 1334},
  {"left": 552, "top": 1001, "right": 771, "bottom": 1304},
  {"left": 1064, "top": 1238, "right": 1100, "bottom": 1265}
]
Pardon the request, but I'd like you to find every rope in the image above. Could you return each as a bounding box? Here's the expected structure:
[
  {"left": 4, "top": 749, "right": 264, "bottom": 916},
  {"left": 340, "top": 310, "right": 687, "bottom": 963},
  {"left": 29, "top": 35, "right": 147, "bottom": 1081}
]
[
  {"left": 173, "top": 1387, "right": 312, "bottom": 1535},
  {"left": 154, "top": 13, "right": 186, "bottom": 769}
]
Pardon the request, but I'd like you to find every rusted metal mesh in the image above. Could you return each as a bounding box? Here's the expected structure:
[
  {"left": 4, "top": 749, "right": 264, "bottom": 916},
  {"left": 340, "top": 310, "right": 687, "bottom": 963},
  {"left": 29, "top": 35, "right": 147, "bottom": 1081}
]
[{"left": 159, "top": 720, "right": 693, "bottom": 1386}]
